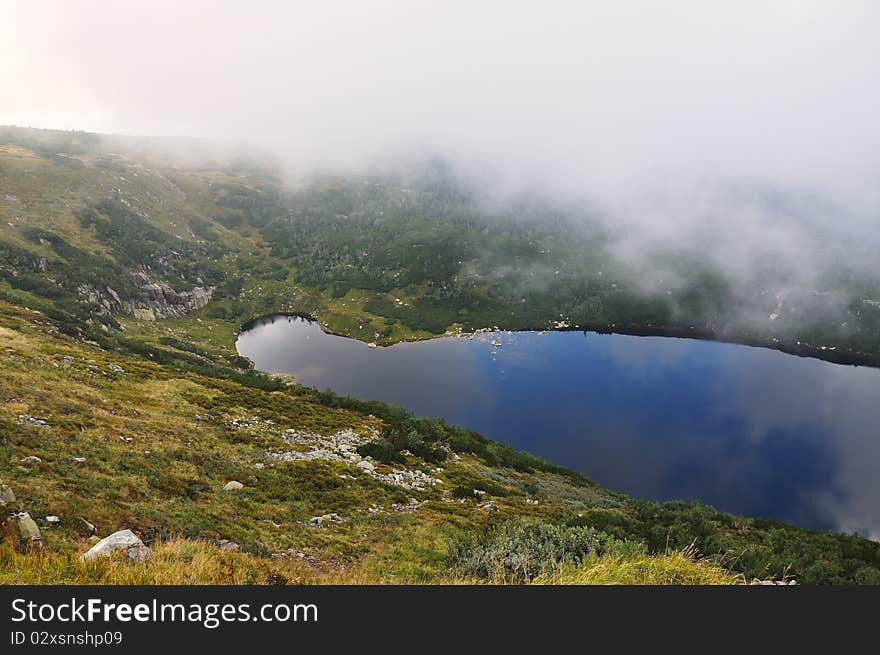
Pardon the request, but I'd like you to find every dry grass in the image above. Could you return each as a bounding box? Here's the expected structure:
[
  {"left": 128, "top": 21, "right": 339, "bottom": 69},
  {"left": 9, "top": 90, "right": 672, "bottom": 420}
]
[
  {"left": 532, "top": 548, "right": 740, "bottom": 585},
  {"left": 0, "top": 539, "right": 313, "bottom": 585},
  {"left": 0, "top": 540, "right": 739, "bottom": 586}
]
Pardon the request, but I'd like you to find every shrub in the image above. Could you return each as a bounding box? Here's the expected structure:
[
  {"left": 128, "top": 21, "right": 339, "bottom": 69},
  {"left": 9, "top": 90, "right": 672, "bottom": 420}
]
[
  {"left": 447, "top": 518, "right": 629, "bottom": 583},
  {"left": 357, "top": 439, "right": 405, "bottom": 464}
]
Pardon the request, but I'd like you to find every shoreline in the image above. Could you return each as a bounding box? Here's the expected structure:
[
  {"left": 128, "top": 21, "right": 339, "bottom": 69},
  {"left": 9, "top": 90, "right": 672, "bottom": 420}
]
[{"left": 237, "top": 312, "right": 880, "bottom": 369}]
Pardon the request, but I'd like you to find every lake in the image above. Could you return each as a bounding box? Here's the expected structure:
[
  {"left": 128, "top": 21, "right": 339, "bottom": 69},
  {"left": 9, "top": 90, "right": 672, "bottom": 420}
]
[{"left": 236, "top": 315, "right": 880, "bottom": 537}]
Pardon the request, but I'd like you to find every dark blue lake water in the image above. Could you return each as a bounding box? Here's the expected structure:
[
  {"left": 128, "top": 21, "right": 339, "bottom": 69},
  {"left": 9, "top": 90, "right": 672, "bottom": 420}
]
[{"left": 236, "top": 315, "right": 880, "bottom": 537}]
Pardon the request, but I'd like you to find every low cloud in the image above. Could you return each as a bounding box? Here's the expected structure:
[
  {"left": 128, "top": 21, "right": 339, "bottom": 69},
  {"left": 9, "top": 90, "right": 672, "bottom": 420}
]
[{"left": 3, "top": 2, "right": 879, "bottom": 285}]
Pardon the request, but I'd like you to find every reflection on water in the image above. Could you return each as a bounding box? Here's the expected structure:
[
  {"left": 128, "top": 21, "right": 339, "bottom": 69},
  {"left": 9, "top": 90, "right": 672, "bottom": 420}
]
[{"left": 236, "top": 315, "right": 880, "bottom": 537}]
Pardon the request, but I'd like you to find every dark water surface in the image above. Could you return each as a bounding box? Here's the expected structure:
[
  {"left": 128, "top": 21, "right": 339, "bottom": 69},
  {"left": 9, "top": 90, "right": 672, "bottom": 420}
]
[{"left": 237, "top": 315, "right": 880, "bottom": 537}]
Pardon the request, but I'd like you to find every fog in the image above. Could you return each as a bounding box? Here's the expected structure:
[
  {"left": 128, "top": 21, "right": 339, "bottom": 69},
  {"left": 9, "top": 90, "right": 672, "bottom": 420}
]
[{"left": 3, "top": 2, "right": 880, "bottom": 275}]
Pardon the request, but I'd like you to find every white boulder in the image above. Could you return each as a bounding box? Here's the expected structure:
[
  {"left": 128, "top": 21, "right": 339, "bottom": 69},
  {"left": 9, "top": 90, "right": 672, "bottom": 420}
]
[{"left": 80, "top": 529, "right": 152, "bottom": 562}]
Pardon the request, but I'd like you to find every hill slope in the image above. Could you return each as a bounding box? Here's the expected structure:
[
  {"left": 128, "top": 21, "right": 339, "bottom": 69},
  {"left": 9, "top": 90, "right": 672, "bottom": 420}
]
[{"left": 2, "top": 126, "right": 880, "bottom": 584}]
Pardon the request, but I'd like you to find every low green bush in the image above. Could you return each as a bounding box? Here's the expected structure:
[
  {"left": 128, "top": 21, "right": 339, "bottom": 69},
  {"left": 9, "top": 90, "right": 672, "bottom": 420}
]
[{"left": 447, "top": 518, "right": 634, "bottom": 583}]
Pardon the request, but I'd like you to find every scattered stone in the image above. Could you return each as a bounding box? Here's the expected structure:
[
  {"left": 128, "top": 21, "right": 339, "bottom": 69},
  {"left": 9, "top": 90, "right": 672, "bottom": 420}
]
[
  {"left": 10, "top": 512, "right": 42, "bottom": 552},
  {"left": 391, "top": 498, "right": 425, "bottom": 512},
  {"left": 373, "top": 467, "right": 441, "bottom": 490},
  {"left": 16, "top": 415, "right": 48, "bottom": 428},
  {"left": 79, "top": 517, "right": 97, "bottom": 535},
  {"left": 218, "top": 539, "right": 239, "bottom": 552},
  {"left": 20, "top": 456, "right": 42, "bottom": 465},
  {"left": 751, "top": 579, "right": 798, "bottom": 586},
  {"left": 107, "top": 364, "right": 125, "bottom": 373},
  {"left": 45, "top": 515, "right": 60, "bottom": 525},
  {"left": 254, "top": 463, "right": 265, "bottom": 470},
  {"left": 0, "top": 482, "right": 15, "bottom": 505},
  {"left": 62, "top": 355, "right": 74, "bottom": 364},
  {"left": 71, "top": 457, "right": 87, "bottom": 464},
  {"left": 308, "top": 513, "right": 344, "bottom": 527},
  {"left": 222, "top": 481, "right": 244, "bottom": 492},
  {"left": 265, "top": 428, "right": 442, "bottom": 490},
  {"left": 80, "top": 529, "right": 152, "bottom": 562}
]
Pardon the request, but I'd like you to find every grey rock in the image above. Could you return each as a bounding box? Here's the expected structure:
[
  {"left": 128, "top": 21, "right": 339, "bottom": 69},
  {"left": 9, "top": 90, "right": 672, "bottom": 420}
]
[
  {"left": 16, "top": 416, "right": 48, "bottom": 428},
  {"left": 218, "top": 539, "right": 239, "bottom": 552},
  {"left": 126, "top": 544, "right": 152, "bottom": 562},
  {"left": 80, "top": 529, "right": 151, "bottom": 562},
  {"left": 13, "top": 512, "right": 42, "bottom": 551},
  {"left": 222, "top": 481, "right": 244, "bottom": 492},
  {"left": 45, "top": 515, "right": 60, "bottom": 525},
  {"left": 0, "top": 482, "right": 15, "bottom": 505},
  {"left": 20, "top": 455, "right": 42, "bottom": 464},
  {"left": 71, "top": 457, "right": 87, "bottom": 464},
  {"left": 79, "top": 517, "right": 97, "bottom": 534},
  {"left": 308, "top": 513, "right": 344, "bottom": 527},
  {"left": 77, "top": 275, "right": 213, "bottom": 321}
]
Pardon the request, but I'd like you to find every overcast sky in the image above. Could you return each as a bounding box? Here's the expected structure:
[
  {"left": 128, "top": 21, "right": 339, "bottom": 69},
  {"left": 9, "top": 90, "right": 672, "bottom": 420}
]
[{"left": 3, "top": 1, "right": 879, "bottom": 249}]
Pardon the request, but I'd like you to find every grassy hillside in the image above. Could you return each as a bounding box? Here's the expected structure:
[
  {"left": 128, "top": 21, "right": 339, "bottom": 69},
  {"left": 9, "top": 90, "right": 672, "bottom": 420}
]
[{"left": 2, "top": 126, "right": 880, "bottom": 584}]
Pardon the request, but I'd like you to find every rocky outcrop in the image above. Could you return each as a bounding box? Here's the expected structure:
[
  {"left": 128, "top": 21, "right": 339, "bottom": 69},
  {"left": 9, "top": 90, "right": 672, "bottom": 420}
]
[
  {"left": 125, "top": 272, "right": 213, "bottom": 320},
  {"left": 80, "top": 529, "right": 152, "bottom": 562},
  {"left": 78, "top": 271, "right": 213, "bottom": 321}
]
